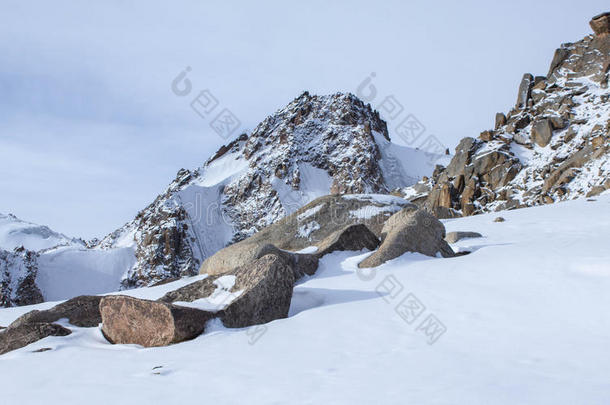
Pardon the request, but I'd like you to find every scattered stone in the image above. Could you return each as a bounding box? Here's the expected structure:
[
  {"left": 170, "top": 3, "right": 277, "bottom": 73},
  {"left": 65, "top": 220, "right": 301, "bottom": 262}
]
[
  {"left": 358, "top": 208, "right": 455, "bottom": 268},
  {"left": 0, "top": 322, "right": 71, "bottom": 355},
  {"left": 99, "top": 295, "right": 215, "bottom": 347},
  {"left": 494, "top": 217, "right": 506, "bottom": 223},
  {"left": 444, "top": 231, "right": 483, "bottom": 244}
]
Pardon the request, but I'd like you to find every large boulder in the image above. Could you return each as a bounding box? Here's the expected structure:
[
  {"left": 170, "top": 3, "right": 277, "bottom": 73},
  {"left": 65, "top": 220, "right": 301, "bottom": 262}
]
[
  {"left": 220, "top": 254, "right": 295, "bottom": 328},
  {"left": 359, "top": 208, "right": 455, "bottom": 268},
  {"left": 200, "top": 194, "right": 405, "bottom": 277},
  {"left": 0, "top": 322, "right": 71, "bottom": 355},
  {"left": 99, "top": 295, "right": 215, "bottom": 347}
]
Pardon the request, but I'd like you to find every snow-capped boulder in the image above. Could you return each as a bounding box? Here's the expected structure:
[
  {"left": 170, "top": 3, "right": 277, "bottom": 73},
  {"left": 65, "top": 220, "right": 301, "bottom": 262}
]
[
  {"left": 359, "top": 208, "right": 455, "bottom": 268},
  {"left": 407, "top": 14, "right": 610, "bottom": 217}
]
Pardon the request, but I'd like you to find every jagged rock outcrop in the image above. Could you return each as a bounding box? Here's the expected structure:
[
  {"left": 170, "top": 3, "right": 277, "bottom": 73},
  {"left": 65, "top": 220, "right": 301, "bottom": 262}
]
[
  {"left": 407, "top": 14, "right": 610, "bottom": 217},
  {"left": 0, "top": 247, "right": 43, "bottom": 307},
  {"left": 97, "top": 92, "right": 438, "bottom": 289}
]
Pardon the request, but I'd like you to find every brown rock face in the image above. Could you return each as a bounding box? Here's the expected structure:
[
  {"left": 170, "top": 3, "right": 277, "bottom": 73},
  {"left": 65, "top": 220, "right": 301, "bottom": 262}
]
[
  {"left": 100, "top": 295, "right": 215, "bottom": 347},
  {"left": 358, "top": 208, "right": 455, "bottom": 268},
  {"left": 590, "top": 12, "right": 610, "bottom": 36}
]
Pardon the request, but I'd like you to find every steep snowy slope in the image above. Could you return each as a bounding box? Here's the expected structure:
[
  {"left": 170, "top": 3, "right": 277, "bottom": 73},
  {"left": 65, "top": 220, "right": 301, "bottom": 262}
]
[{"left": 1, "top": 192, "right": 609, "bottom": 404}]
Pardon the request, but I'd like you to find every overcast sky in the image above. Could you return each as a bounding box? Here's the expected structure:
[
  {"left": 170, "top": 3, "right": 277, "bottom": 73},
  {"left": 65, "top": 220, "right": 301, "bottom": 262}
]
[{"left": 1, "top": 0, "right": 607, "bottom": 239}]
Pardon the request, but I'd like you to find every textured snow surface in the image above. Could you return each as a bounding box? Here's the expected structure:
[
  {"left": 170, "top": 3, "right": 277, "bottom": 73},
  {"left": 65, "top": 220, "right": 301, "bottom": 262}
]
[
  {"left": 0, "top": 213, "right": 80, "bottom": 251},
  {"left": 1, "top": 195, "right": 609, "bottom": 404}
]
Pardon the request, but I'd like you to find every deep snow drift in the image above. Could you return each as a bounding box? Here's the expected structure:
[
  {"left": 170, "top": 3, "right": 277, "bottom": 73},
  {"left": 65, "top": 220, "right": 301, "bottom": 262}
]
[{"left": 1, "top": 193, "right": 609, "bottom": 404}]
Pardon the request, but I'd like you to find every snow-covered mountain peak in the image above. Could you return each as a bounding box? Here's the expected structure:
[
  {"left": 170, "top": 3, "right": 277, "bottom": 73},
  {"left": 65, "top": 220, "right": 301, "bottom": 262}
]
[
  {"left": 0, "top": 213, "right": 81, "bottom": 252},
  {"left": 96, "top": 91, "right": 438, "bottom": 289}
]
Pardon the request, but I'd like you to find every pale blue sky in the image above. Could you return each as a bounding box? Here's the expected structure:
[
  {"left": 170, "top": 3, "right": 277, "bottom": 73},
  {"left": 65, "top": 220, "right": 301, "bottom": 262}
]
[{"left": 1, "top": 0, "right": 607, "bottom": 238}]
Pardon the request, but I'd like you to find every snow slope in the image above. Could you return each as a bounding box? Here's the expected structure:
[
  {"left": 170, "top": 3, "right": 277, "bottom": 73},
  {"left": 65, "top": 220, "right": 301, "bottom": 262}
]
[
  {"left": 1, "top": 194, "right": 609, "bottom": 404},
  {"left": 0, "top": 213, "right": 80, "bottom": 251}
]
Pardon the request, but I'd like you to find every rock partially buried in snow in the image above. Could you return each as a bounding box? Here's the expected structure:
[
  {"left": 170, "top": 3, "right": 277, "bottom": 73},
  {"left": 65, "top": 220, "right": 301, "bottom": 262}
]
[
  {"left": 494, "top": 217, "right": 506, "bottom": 223},
  {"left": 0, "top": 322, "right": 71, "bottom": 355},
  {"left": 220, "top": 254, "right": 295, "bottom": 328},
  {"left": 358, "top": 208, "right": 455, "bottom": 268},
  {"left": 10, "top": 295, "right": 102, "bottom": 329},
  {"left": 99, "top": 295, "right": 215, "bottom": 347},
  {"left": 444, "top": 231, "right": 483, "bottom": 244}
]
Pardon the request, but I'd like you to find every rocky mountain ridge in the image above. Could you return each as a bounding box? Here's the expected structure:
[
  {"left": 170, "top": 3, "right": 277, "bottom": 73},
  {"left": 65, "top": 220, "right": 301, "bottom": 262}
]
[{"left": 406, "top": 13, "right": 610, "bottom": 217}]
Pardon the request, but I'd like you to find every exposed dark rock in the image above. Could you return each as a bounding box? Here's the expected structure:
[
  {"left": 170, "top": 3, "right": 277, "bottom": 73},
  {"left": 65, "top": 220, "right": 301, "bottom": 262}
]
[
  {"left": 220, "top": 254, "right": 295, "bottom": 328},
  {"left": 0, "top": 322, "right": 71, "bottom": 355},
  {"left": 0, "top": 248, "right": 43, "bottom": 308},
  {"left": 10, "top": 295, "right": 102, "bottom": 328},
  {"left": 315, "top": 224, "right": 380, "bottom": 256}
]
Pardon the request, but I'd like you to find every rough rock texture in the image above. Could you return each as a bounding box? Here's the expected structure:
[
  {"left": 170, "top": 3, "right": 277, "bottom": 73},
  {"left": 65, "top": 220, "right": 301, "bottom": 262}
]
[
  {"left": 0, "top": 322, "right": 71, "bottom": 355},
  {"left": 444, "top": 231, "right": 483, "bottom": 244},
  {"left": 405, "top": 16, "right": 610, "bottom": 217},
  {"left": 10, "top": 295, "right": 102, "bottom": 328},
  {"left": 359, "top": 208, "right": 455, "bottom": 268},
  {"left": 591, "top": 12, "right": 610, "bottom": 37},
  {"left": 99, "top": 295, "right": 215, "bottom": 347},
  {"left": 200, "top": 194, "right": 411, "bottom": 276},
  {"left": 0, "top": 247, "right": 43, "bottom": 307},
  {"left": 220, "top": 254, "right": 295, "bottom": 328},
  {"left": 95, "top": 92, "right": 433, "bottom": 289}
]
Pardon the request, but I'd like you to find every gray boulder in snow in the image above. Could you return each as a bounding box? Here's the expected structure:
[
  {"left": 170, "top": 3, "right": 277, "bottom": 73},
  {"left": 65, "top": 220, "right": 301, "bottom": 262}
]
[
  {"left": 200, "top": 194, "right": 410, "bottom": 277},
  {"left": 444, "top": 231, "right": 483, "bottom": 244},
  {"left": 220, "top": 254, "right": 295, "bottom": 328},
  {"left": 359, "top": 208, "right": 455, "bottom": 268}
]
